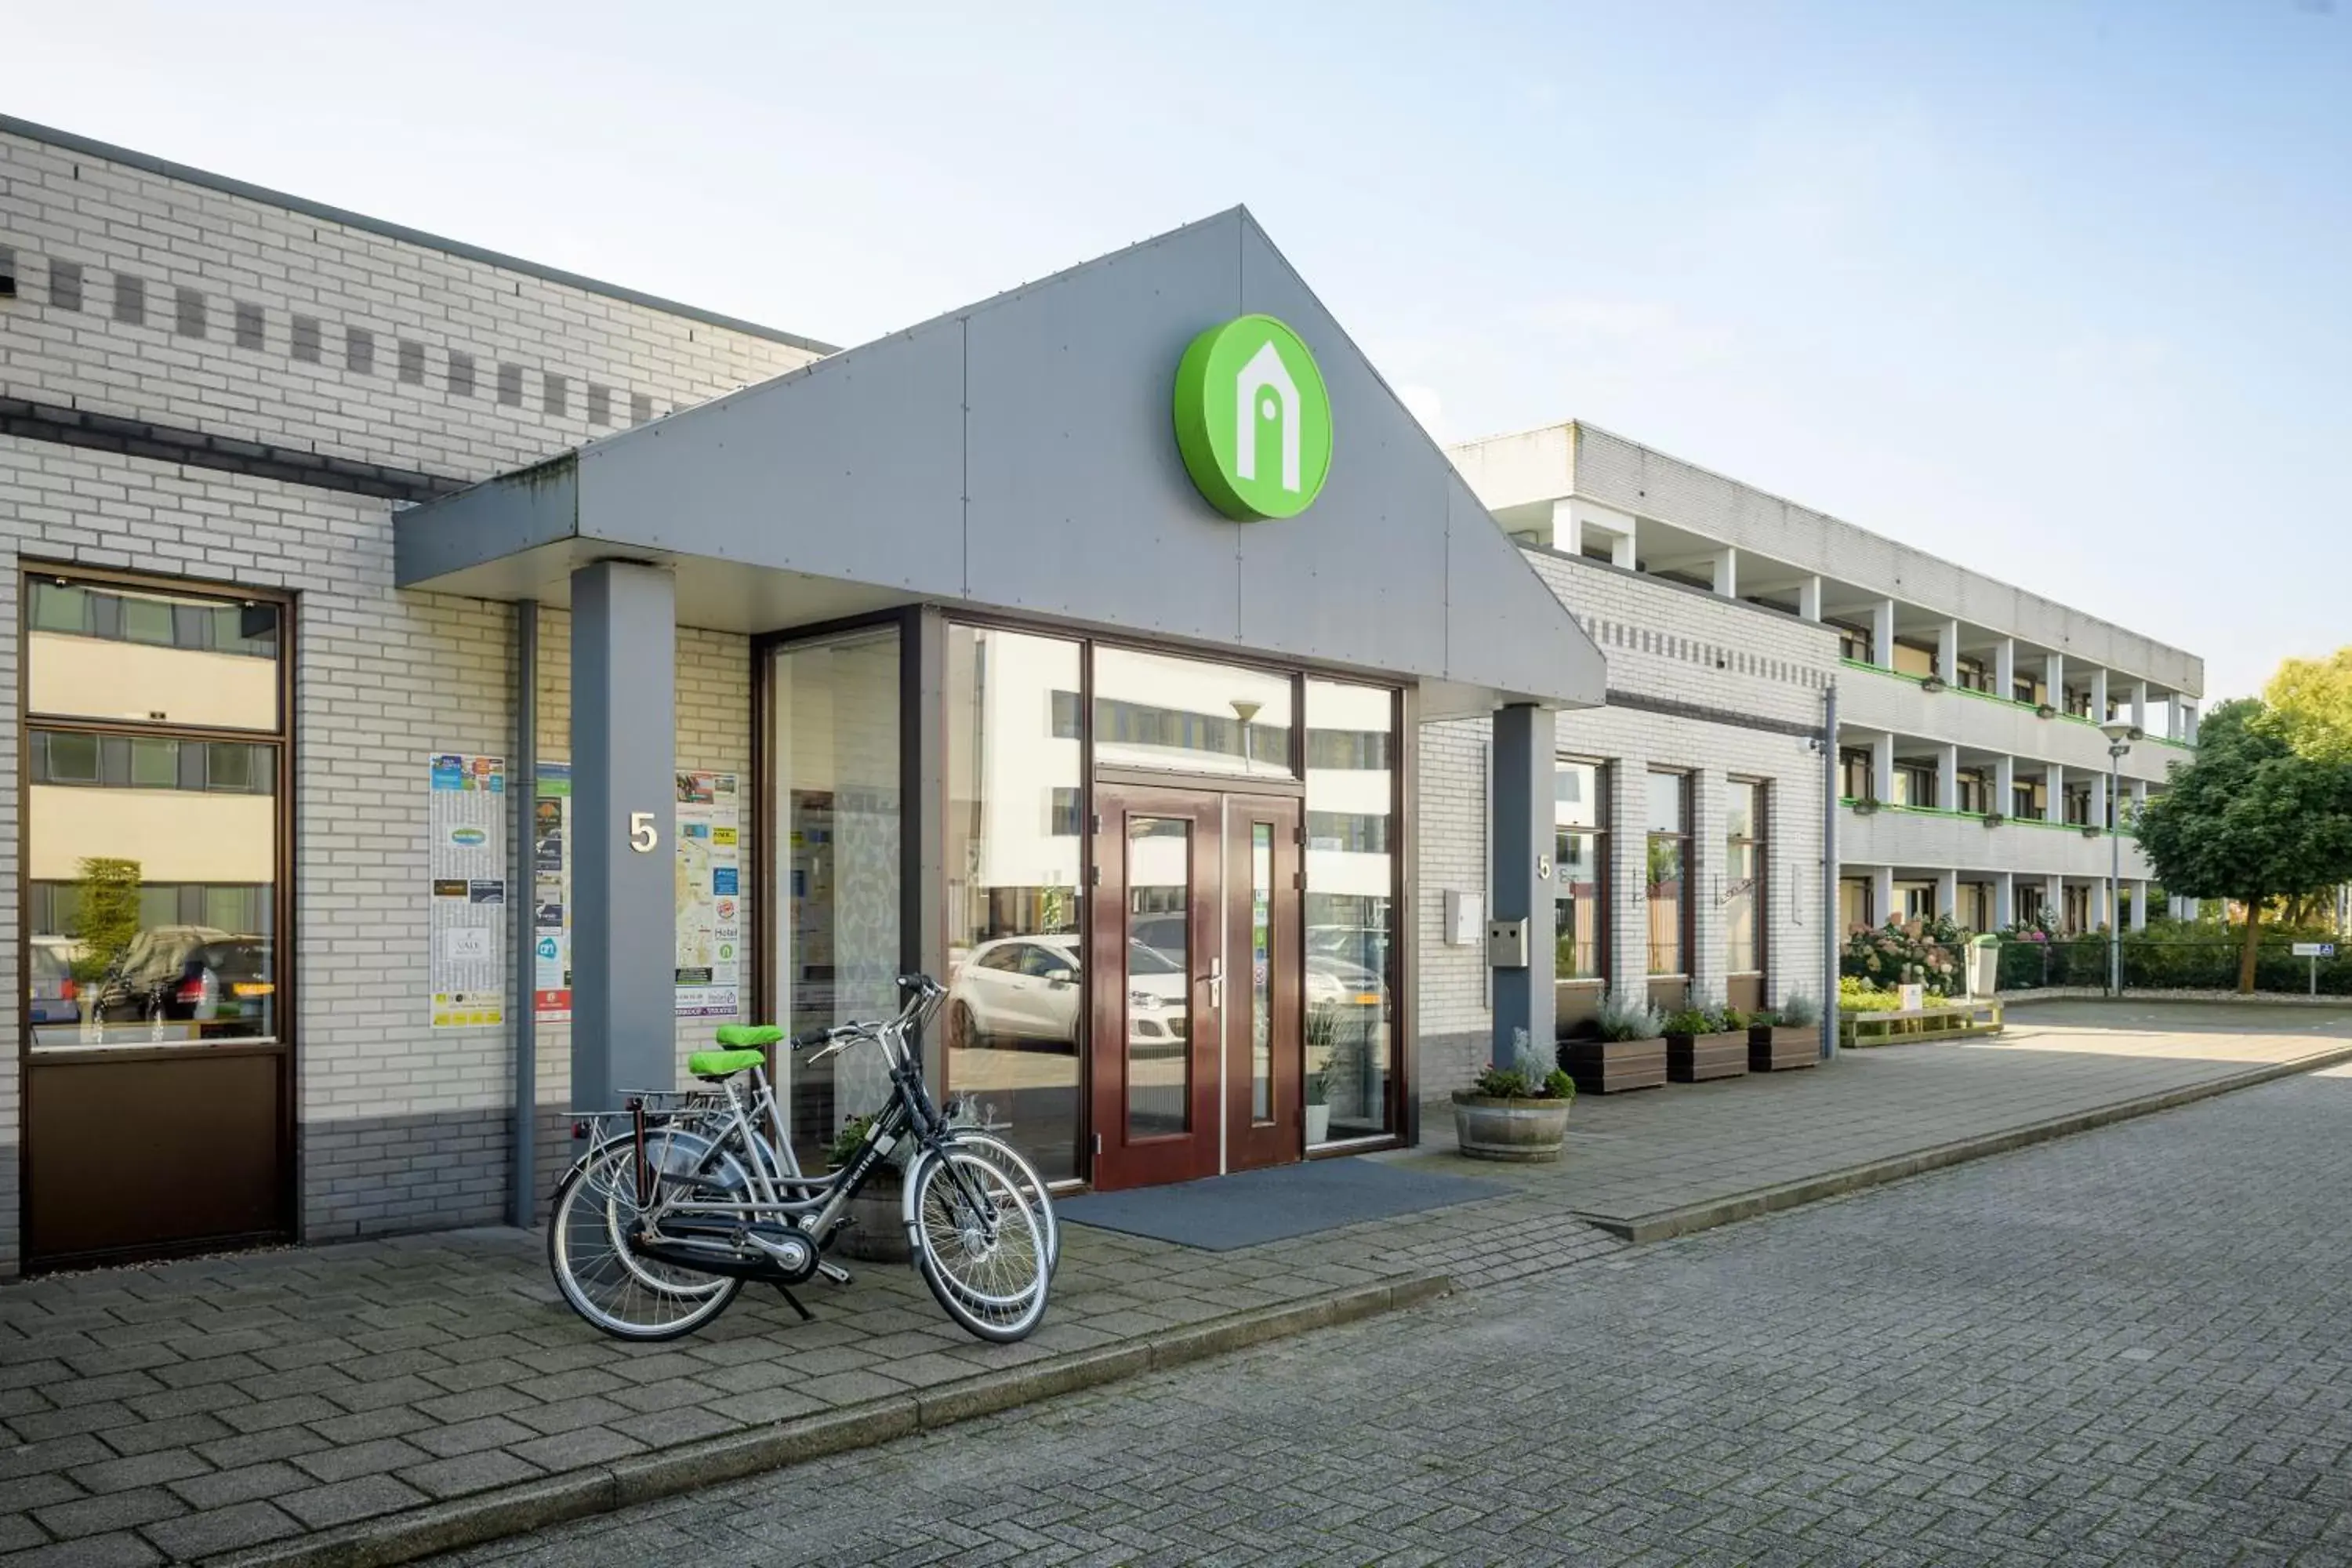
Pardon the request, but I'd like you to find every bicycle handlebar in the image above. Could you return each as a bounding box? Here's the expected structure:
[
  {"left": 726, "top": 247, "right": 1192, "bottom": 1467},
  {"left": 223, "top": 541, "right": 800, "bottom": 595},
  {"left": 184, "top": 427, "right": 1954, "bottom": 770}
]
[{"left": 783, "top": 975, "right": 946, "bottom": 1057}]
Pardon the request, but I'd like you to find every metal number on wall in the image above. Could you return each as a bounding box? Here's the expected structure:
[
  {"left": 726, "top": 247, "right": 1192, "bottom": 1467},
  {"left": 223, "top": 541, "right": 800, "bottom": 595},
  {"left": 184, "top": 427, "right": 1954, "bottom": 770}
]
[{"left": 629, "top": 811, "right": 659, "bottom": 853}]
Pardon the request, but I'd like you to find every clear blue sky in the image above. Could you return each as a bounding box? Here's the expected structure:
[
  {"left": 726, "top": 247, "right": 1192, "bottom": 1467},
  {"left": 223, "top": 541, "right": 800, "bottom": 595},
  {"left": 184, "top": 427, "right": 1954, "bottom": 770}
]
[{"left": 7, "top": 2, "right": 2345, "bottom": 701}]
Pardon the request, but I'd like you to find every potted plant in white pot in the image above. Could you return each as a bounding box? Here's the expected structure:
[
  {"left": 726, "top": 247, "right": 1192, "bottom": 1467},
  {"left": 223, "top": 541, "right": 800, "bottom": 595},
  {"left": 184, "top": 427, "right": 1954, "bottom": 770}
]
[
  {"left": 1450, "top": 1030, "right": 1573, "bottom": 1162},
  {"left": 1747, "top": 991, "right": 1822, "bottom": 1072},
  {"left": 1561, "top": 993, "right": 1668, "bottom": 1094},
  {"left": 1303, "top": 1003, "right": 1341, "bottom": 1145}
]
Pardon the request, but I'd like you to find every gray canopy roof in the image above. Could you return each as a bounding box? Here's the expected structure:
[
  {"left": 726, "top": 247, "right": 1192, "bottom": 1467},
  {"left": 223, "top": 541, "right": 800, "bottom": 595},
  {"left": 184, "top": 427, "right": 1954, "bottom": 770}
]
[{"left": 397, "top": 208, "right": 1603, "bottom": 717}]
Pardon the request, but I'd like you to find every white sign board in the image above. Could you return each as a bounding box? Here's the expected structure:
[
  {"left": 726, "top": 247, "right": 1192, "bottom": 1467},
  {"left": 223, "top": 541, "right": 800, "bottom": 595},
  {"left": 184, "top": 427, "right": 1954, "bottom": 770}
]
[
  {"left": 427, "top": 753, "right": 506, "bottom": 1028},
  {"left": 2292, "top": 942, "right": 2336, "bottom": 958}
]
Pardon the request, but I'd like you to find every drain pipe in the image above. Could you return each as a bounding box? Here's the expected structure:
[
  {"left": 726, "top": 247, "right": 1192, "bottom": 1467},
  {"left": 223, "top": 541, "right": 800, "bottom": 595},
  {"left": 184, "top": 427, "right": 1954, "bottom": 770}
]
[
  {"left": 1823, "top": 678, "right": 1840, "bottom": 1060},
  {"left": 510, "top": 598, "right": 539, "bottom": 1229}
]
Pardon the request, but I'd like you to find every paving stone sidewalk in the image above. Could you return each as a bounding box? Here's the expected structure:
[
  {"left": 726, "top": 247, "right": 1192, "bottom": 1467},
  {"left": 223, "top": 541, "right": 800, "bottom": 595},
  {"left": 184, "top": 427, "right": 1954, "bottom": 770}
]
[{"left": 3, "top": 998, "right": 2346, "bottom": 1565}]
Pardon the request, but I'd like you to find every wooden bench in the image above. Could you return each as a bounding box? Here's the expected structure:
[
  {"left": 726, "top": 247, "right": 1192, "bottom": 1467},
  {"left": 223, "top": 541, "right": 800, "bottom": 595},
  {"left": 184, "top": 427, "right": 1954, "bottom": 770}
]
[{"left": 1839, "top": 999, "right": 2004, "bottom": 1049}]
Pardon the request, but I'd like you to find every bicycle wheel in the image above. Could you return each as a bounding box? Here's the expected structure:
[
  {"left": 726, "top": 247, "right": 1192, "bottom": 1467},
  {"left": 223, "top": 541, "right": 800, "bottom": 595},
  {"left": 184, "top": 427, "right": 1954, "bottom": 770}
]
[
  {"left": 940, "top": 1129, "right": 1061, "bottom": 1277},
  {"left": 912, "top": 1150, "right": 1049, "bottom": 1343},
  {"left": 548, "top": 1145, "right": 742, "bottom": 1341}
]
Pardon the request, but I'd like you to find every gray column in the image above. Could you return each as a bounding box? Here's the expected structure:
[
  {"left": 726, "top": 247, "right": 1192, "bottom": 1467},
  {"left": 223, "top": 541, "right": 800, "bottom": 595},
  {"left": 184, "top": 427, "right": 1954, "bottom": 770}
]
[
  {"left": 571, "top": 561, "right": 678, "bottom": 1111},
  {"left": 1936, "top": 620, "right": 1959, "bottom": 682},
  {"left": 1490, "top": 704, "right": 1555, "bottom": 1068},
  {"left": 1611, "top": 754, "right": 1651, "bottom": 1001},
  {"left": 2129, "top": 880, "right": 2149, "bottom": 931},
  {"left": 1995, "top": 639, "right": 2016, "bottom": 700},
  {"left": 1550, "top": 499, "right": 1581, "bottom": 557},
  {"left": 2131, "top": 680, "right": 2148, "bottom": 731},
  {"left": 1798, "top": 576, "right": 1824, "bottom": 622},
  {"left": 1936, "top": 868, "right": 1958, "bottom": 920},
  {"left": 1994, "top": 870, "right": 2015, "bottom": 930},
  {"left": 1994, "top": 755, "right": 2016, "bottom": 817},
  {"left": 2089, "top": 668, "right": 2110, "bottom": 724},
  {"left": 1871, "top": 734, "right": 1896, "bottom": 804},
  {"left": 1937, "top": 743, "right": 1959, "bottom": 811},
  {"left": 2045, "top": 763, "right": 2065, "bottom": 824},
  {"left": 1711, "top": 548, "right": 1737, "bottom": 598},
  {"left": 1870, "top": 866, "right": 1895, "bottom": 927},
  {"left": 1871, "top": 600, "right": 1896, "bottom": 666},
  {"left": 1610, "top": 524, "right": 1637, "bottom": 570},
  {"left": 2045, "top": 652, "right": 2065, "bottom": 710}
]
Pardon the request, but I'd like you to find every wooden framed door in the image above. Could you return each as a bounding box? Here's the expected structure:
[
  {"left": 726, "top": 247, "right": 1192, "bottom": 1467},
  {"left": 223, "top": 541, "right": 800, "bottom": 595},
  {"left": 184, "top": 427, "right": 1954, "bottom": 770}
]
[
  {"left": 1088, "top": 787, "right": 1222, "bottom": 1190},
  {"left": 1225, "top": 795, "right": 1301, "bottom": 1172}
]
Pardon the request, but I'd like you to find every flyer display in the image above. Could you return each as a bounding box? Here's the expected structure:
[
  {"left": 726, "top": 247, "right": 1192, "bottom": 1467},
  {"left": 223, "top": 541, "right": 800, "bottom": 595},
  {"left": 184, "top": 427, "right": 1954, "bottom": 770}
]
[
  {"left": 533, "top": 764, "right": 572, "bottom": 1021},
  {"left": 427, "top": 753, "right": 506, "bottom": 1028},
  {"left": 675, "top": 771, "right": 742, "bottom": 1018}
]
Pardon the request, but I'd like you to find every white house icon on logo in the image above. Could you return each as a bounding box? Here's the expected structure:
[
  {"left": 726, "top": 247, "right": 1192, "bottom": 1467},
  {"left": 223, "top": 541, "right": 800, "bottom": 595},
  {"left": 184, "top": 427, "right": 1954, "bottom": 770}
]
[{"left": 1234, "top": 339, "right": 1302, "bottom": 493}]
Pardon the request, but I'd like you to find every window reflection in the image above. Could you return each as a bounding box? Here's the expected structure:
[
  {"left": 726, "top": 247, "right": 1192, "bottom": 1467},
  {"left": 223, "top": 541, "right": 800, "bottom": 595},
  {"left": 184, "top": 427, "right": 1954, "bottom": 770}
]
[
  {"left": 1125, "top": 817, "right": 1192, "bottom": 1138},
  {"left": 1725, "top": 780, "right": 1763, "bottom": 975},
  {"left": 1091, "top": 648, "right": 1293, "bottom": 777},
  {"left": 1647, "top": 771, "right": 1689, "bottom": 976},
  {"left": 1304, "top": 680, "right": 1394, "bottom": 1142},
  {"left": 1555, "top": 760, "right": 1606, "bottom": 982},
  {"left": 943, "top": 627, "right": 1084, "bottom": 1181},
  {"left": 771, "top": 627, "right": 902, "bottom": 1158},
  {"left": 28, "top": 579, "right": 280, "bottom": 731}
]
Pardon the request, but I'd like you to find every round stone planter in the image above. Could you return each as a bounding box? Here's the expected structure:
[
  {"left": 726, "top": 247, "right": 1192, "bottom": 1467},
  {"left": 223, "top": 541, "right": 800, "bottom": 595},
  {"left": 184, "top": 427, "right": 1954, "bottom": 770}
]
[{"left": 1450, "top": 1091, "right": 1571, "bottom": 1163}]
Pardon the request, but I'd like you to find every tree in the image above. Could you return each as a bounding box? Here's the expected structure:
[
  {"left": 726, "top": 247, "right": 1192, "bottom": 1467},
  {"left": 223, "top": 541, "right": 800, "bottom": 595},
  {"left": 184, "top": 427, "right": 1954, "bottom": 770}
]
[
  {"left": 2136, "top": 700, "right": 2352, "bottom": 992},
  {"left": 2263, "top": 647, "right": 2352, "bottom": 764}
]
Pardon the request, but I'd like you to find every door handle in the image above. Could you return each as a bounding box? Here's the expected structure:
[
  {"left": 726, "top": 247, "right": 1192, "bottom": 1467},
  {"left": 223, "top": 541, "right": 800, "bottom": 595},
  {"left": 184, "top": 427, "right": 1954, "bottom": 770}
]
[{"left": 1206, "top": 956, "right": 1224, "bottom": 1011}]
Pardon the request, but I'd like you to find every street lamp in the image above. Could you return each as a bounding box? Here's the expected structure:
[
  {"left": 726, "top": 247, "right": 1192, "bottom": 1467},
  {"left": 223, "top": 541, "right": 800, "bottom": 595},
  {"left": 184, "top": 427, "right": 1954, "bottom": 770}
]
[
  {"left": 1230, "top": 699, "right": 1261, "bottom": 773},
  {"left": 2099, "top": 719, "right": 2138, "bottom": 993}
]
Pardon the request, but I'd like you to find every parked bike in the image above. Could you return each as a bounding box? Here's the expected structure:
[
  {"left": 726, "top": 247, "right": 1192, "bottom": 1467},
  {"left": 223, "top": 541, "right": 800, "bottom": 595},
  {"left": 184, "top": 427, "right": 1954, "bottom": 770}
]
[{"left": 548, "top": 975, "right": 1054, "bottom": 1343}]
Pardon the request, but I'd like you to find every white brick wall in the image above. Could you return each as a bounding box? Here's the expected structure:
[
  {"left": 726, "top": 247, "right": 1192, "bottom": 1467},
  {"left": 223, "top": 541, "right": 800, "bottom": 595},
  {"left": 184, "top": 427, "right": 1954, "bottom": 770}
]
[{"left": 1, "top": 126, "right": 822, "bottom": 485}]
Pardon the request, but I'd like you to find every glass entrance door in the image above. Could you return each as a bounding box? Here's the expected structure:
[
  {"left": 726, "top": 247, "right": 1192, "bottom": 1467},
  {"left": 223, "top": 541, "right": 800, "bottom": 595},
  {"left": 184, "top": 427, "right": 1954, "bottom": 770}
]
[{"left": 1087, "top": 786, "right": 1301, "bottom": 1191}]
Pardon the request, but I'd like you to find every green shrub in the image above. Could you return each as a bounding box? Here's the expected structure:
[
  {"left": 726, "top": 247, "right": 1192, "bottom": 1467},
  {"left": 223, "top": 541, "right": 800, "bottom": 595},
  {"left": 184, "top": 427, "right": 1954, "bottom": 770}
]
[
  {"left": 1660, "top": 1007, "right": 1715, "bottom": 1036},
  {"left": 1773, "top": 992, "right": 1821, "bottom": 1029},
  {"left": 1839, "top": 976, "right": 1903, "bottom": 1013},
  {"left": 1842, "top": 915, "right": 1966, "bottom": 996}
]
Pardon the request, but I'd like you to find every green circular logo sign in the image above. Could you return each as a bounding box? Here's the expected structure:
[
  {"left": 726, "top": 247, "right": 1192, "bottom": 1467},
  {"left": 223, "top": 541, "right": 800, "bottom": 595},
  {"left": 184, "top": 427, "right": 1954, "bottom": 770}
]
[{"left": 1172, "top": 315, "right": 1333, "bottom": 520}]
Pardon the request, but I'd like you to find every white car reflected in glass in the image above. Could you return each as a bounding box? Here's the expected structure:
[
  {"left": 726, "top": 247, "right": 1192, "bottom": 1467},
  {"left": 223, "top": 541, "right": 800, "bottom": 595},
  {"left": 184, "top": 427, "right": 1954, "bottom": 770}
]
[{"left": 948, "top": 934, "right": 1188, "bottom": 1053}]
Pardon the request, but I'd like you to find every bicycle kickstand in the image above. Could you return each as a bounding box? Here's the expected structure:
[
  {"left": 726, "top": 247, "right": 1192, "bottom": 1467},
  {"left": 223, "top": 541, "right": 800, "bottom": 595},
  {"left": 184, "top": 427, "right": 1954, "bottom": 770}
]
[{"left": 772, "top": 1283, "right": 814, "bottom": 1323}]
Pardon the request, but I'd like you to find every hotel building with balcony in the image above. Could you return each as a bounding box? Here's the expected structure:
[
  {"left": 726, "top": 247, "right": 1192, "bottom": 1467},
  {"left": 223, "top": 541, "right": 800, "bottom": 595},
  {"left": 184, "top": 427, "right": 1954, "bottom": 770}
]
[{"left": 1449, "top": 421, "right": 2203, "bottom": 942}]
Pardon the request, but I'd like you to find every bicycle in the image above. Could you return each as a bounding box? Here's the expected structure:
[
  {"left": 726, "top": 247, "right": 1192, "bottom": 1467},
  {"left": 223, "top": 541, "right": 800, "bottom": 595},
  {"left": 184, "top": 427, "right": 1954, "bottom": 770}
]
[{"left": 548, "top": 975, "right": 1054, "bottom": 1344}]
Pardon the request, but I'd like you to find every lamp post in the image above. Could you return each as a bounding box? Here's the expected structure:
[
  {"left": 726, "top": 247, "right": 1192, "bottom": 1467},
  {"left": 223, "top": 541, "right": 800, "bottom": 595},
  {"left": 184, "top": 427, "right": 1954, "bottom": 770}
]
[{"left": 2099, "top": 720, "right": 2137, "bottom": 994}]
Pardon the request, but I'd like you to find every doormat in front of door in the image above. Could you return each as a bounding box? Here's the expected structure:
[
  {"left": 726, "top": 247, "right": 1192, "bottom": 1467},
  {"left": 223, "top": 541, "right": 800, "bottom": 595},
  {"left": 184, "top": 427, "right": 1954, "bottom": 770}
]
[{"left": 1057, "top": 1160, "right": 1512, "bottom": 1251}]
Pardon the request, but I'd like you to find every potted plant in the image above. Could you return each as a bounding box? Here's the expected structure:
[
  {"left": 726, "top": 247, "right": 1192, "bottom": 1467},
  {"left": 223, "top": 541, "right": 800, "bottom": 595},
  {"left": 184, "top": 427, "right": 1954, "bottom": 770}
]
[
  {"left": 825, "top": 1114, "right": 908, "bottom": 1262},
  {"left": 1982, "top": 811, "right": 2006, "bottom": 828},
  {"left": 1852, "top": 797, "right": 1881, "bottom": 815},
  {"left": 1561, "top": 993, "right": 1667, "bottom": 1094},
  {"left": 1921, "top": 675, "right": 1947, "bottom": 694},
  {"left": 1304, "top": 1004, "right": 1341, "bottom": 1145},
  {"left": 2036, "top": 702, "right": 2058, "bottom": 720},
  {"left": 1450, "top": 1030, "right": 1573, "bottom": 1162},
  {"left": 1662, "top": 1005, "right": 1750, "bottom": 1083},
  {"left": 1748, "top": 991, "right": 1821, "bottom": 1072}
]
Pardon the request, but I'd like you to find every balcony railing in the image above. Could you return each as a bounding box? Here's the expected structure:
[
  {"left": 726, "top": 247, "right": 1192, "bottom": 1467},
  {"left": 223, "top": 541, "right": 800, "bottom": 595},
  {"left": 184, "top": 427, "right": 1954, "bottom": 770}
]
[
  {"left": 1840, "top": 797, "right": 2132, "bottom": 837},
  {"left": 1836, "top": 659, "right": 2195, "bottom": 751}
]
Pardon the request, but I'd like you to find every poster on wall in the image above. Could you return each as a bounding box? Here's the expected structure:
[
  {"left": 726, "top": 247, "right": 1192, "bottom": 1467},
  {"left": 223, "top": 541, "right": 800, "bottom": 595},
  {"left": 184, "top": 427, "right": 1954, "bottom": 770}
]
[
  {"left": 675, "top": 771, "right": 742, "bottom": 1018},
  {"left": 533, "top": 763, "right": 572, "bottom": 1021},
  {"left": 427, "top": 753, "right": 506, "bottom": 1028}
]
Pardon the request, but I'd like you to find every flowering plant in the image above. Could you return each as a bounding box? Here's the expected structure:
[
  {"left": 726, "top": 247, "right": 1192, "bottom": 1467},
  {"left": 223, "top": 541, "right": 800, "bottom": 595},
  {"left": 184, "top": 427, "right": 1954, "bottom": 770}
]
[{"left": 1840, "top": 915, "right": 1968, "bottom": 996}]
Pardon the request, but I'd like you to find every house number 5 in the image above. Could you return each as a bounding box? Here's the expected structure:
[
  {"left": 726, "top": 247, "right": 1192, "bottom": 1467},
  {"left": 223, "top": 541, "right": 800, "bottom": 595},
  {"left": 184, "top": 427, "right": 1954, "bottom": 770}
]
[{"left": 629, "top": 811, "right": 659, "bottom": 853}]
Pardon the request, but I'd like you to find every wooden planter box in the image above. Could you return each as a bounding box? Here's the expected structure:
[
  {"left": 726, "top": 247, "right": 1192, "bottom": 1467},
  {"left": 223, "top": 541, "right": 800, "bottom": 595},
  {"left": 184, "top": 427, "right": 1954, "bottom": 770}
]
[
  {"left": 1748, "top": 1023, "right": 1820, "bottom": 1072},
  {"left": 1561, "top": 1036, "right": 1667, "bottom": 1094},
  {"left": 1666, "top": 1030, "right": 1750, "bottom": 1083}
]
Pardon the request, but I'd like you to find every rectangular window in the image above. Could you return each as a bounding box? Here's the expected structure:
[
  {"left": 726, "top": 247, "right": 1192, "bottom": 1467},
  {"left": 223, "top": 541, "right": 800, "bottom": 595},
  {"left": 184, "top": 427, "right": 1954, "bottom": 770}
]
[
  {"left": 1555, "top": 759, "right": 1607, "bottom": 983},
  {"left": 448, "top": 350, "right": 476, "bottom": 397},
  {"left": 1957, "top": 769, "right": 1990, "bottom": 815},
  {"left": 1840, "top": 877, "right": 1873, "bottom": 934},
  {"left": 2014, "top": 779, "right": 2043, "bottom": 819},
  {"left": 1305, "top": 679, "right": 1396, "bottom": 1140},
  {"left": 1891, "top": 642, "right": 1935, "bottom": 678},
  {"left": 292, "top": 315, "right": 321, "bottom": 363},
  {"left": 397, "top": 339, "right": 426, "bottom": 384},
  {"left": 1724, "top": 779, "right": 1764, "bottom": 975},
  {"left": 497, "top": 363, "right": 524, "bottom": 406},
  {"left": 543, "top": 373, "right": 568, "bottom": 416},
  {"left": 1092, "top": 647, "right": 1293, "bottom": 778},
  {"left": 1957, "top": 656, "right": 1991, "bottom": 693},
  {"left": 26, "top": 573, "right": 285, "bottom": 1053},
  {"left": 50, "top": 258, "right": 83, "bottom": 311},
  {"left": 113, "top": 273, "right": 146, "bottom": 325},
  {"left": 1646, "top": 771, "right": 1689, "bottom": 976},
  {"left": 1832, "top": 623, "right": 1871, "bottom": 662},
  {"left": 174, "top": 286, "right": 205, "bottom": 339},
  {"left": 630, "top": 392, "right": 654, "bottom": 425},
  {"left": 346, "top": 326, "right": 374, "bottom": 375},
  {"left": 943, "top": 626, "right": 1082, "bottom": 1181},
  {"left": 587, "top": 384, "right": 612, "bottom": 426},
  {"left": 234, "top": 302, "right": 264, "bottom": 350},
  {"left": 1048, "top": 689, "right": 1082, "bottom": 740},
  {"left": 1894, "top": 764, "right": 1936, "bottom": 807},
  {"left": 1840, "top": 747, "right": 1873, "bottom": 801}
]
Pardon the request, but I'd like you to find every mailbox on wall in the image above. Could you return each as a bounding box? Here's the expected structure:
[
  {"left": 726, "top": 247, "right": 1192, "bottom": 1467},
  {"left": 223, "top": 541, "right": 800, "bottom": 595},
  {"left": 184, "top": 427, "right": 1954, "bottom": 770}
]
[{"left": 1486, "top": 918, "right": 1529, "bottom": 969}]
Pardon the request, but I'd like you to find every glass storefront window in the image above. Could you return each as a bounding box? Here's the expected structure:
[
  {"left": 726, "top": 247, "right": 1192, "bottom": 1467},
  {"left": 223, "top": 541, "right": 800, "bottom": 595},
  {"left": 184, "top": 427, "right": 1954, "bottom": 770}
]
[
  {"left": 1646, "top": 771, "right": 1689, "bottom": 977},
  {"left": 1092, "top": 647, "right": 1294, "bottom": 778},
  {"left": 1555, "top": 760, "right": 1606, "bottom": 982},
  {"left": 28, "top": 579, "right": 281, "bottom": 731},
  {"left": 942, "top": 626, "right": 1085, "bottom": 1181},
  {"left": 1304, "top": 680, "right": 1394, "bottom": 1141},
  {"left": 1725, "top": 779, "right": 1763, "bottom": 975},
  {"left": 25, "top": 577, "right": 285, "bottom": 1053},
  {"left": 770, "top": 626, "right": 902, "bottom": 1156}
]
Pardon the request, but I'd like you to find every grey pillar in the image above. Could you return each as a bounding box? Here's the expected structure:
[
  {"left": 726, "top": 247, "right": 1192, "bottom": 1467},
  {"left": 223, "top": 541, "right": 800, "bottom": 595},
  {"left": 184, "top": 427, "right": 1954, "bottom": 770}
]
[
  {"left": 1490, "top": 704, "right": 1555, "bottom": 1069},
  {"left": 572, "top": 561, "right": 677, "bottom": 1110}
]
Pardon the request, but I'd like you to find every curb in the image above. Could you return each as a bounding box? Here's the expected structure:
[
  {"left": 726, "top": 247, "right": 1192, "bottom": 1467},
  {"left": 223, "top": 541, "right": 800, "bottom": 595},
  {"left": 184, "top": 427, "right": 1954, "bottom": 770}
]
[
  {"left": 205, "top": 1272, "right": 1452, "bottom": 1568},
  {"left": 1578, "top": 1043, "right": 2352, "bottom": 1244}
]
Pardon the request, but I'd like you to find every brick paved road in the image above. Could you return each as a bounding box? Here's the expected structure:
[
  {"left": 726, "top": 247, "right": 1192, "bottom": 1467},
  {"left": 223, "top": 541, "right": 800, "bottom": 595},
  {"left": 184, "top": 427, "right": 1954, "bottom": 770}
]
[{"left": 440, "top": 1064, "right": 2352, "bottom": 1567}]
